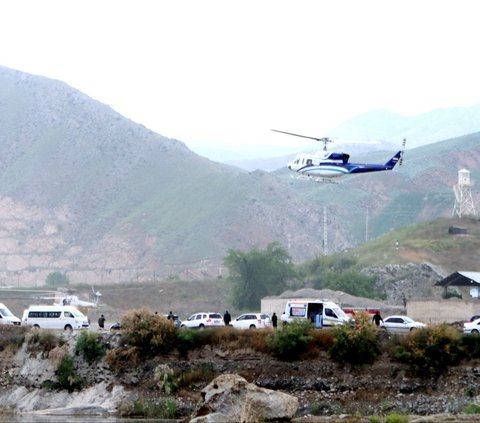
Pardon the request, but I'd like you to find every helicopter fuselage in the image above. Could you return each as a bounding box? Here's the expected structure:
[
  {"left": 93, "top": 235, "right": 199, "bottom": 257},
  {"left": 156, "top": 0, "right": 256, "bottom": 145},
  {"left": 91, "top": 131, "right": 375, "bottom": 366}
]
[{"left": 288, "top": 150, "right": 402, "bottom": 178}]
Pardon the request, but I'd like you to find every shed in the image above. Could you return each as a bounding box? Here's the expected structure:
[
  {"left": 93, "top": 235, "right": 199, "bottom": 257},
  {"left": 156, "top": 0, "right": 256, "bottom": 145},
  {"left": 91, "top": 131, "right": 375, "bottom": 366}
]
[
  {"left": 435, "top": 271, "right": 480, "bottom": 288},
  {"left": 435, "top": 271, "right": 480, "bottom": 299}
]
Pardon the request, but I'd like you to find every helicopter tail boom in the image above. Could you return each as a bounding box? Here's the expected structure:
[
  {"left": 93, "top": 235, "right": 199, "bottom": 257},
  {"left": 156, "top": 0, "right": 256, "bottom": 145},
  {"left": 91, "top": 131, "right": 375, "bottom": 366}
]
[{"left": 384, "top": 151, "right": 403, "bottom": 169}]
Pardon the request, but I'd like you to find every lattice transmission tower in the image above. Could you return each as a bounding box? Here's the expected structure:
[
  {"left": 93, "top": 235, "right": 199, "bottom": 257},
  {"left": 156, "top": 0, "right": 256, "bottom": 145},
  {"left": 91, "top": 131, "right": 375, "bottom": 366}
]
[{"left": 452, "top": 169, "right": 476, "bottom": 218}]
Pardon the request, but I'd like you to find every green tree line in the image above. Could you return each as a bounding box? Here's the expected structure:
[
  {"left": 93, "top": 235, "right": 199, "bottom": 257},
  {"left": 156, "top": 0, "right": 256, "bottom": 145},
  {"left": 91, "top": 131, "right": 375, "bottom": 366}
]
[{"left": 224, "top": 242, "right": 382, "bottom": 310}]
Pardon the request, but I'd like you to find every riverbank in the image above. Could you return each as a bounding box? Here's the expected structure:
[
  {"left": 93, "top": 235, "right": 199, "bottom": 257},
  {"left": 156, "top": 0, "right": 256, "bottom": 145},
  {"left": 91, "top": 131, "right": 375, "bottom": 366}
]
[{"left": 2, "top": 324, "right": 480, "bottom": 421}]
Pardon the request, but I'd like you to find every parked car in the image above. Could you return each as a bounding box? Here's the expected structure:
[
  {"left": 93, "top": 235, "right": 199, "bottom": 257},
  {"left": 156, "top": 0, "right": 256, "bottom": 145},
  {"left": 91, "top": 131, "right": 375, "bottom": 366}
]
[
  {"left": 110, "top": 322, "right": 122, "bottom": 331},
  {"left": 464, "top": 318, "right": 480, "bottom": 334},
  {"left": 163, "top": 313, "right": 181, "bottom": 328},
  {"left": 469, "top": 315, "right": 480, "bottom": 322},
  {"left": 180, "top": 312, "right": 224, "bottom": 329},
  {"left": 231, "top": 313, "right": 271, "bottom": 330},
  {"left": 379, "top": 315, "right": 426, "bottom": 335}
]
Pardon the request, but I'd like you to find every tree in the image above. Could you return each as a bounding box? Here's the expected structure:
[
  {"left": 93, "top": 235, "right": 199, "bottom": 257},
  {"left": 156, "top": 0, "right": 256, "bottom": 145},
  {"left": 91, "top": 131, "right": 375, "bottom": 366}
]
[
  {"left": 224, "top": 242, "right": 294, "bottom": 309},
  {"left": 45, "top": 271, "right": 69, "bottom": 287}
]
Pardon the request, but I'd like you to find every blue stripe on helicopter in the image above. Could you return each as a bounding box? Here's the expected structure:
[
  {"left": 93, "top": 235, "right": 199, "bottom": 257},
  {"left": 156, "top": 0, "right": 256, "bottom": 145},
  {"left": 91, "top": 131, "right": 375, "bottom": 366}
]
[{"left": 298, "top": 166, "right": 350, "bottom": 175}]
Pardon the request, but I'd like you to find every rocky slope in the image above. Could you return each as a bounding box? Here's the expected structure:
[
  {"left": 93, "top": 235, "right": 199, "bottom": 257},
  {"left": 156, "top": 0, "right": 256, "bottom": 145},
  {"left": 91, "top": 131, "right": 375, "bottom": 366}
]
[{"left": 2, "top": 329, "right": 480, "bottom": 421}]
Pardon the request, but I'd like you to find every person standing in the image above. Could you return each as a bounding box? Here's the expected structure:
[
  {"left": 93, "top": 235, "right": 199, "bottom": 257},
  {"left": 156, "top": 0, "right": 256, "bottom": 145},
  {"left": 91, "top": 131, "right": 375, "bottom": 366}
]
[
  {"left": 224, "top": 310, "right": 231, "bottom": 326},
  {"left": 271, "top": 312, "right": 278, "bottom": 329},
  {"left": 98, "top": 314, "right": 105, "bottom": 329},
  {"left": 372, "top": 311, "right": 383, "bottom": 327}
]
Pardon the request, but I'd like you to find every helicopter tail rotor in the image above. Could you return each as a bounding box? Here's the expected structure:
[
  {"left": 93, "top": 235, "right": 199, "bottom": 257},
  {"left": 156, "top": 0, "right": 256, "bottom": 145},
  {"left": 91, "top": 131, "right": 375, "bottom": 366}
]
[{"left": 398, "top": 138, "right": 407, "bottom": 166}]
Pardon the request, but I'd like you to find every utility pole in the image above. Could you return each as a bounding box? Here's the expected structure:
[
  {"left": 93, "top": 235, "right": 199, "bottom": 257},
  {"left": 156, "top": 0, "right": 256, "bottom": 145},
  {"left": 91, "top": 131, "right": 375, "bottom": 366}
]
[
  {"left": 323, "top": 206, "right": 328, "bottom": 256},
  {"left": 365, "top": 206, "right": 369, "bottom": 242}
]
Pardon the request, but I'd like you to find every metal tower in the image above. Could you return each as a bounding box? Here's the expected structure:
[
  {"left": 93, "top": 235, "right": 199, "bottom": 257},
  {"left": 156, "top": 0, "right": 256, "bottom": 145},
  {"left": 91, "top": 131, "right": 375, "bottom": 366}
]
[{"left": 452, "top": 169, "right": 476, "bottom": 218}]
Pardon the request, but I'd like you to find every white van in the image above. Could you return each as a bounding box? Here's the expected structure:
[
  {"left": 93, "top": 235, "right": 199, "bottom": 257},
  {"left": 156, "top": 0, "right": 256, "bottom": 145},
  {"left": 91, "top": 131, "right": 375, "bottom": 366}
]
[
  {"left": 0, "top": 303, "right": 21, "bottom": 326},
  {"left": 23, "top": 305, "right": 89, "bottom": 330},
  {"left": 280, "top": 299, "right": 350, "bottom": 327}
]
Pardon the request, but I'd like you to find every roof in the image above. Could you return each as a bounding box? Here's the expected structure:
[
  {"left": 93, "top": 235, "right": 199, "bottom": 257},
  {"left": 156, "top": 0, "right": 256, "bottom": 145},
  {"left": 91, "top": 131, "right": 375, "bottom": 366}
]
[{"left": 435, "top": 271, "right": 480, "bottom": 287}]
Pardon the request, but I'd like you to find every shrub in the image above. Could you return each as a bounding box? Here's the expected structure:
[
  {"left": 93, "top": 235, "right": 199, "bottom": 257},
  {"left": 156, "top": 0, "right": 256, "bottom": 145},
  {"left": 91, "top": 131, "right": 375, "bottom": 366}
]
[
  {"left": 328, "top": 312, "right": 381, "bottom": 366},
  {"left": 461, "top": 333, "right": 480, "bottom": 360},
  {"left": 267, "top": 320, "right": 312, "bottom": 361},
  {"left": 120, "top": 396, "right": 177, "bottom": 419},
  {"left": 464, "top": 403, "right": 480, "bottom": 414},
  {"left": 56, "top": 353, "right": 82, "bottom": 392},
  {"left": 176, "top": 328, "right": 208, "bottom": 359},
  {"left": 385, "top": 414, "right": 409, "bottom": 423},
  {"left": 154, "top": 364, "right": 179, "bottom": 394},
  {"left": 391, "top": 324, "right": 462, "bottom": 377},
  {"left": 75, "top": 331, "right": 106, "bottom": 364},
  {"left": 0, "top": 326, "right": 27, "bottom": 353},
  {"left": 26, "top": 329, "right": 64, "bottom": 358},
  {"left": 119, "top": 307, "right": 177, "bottom": 360},
  {"left": 45, "top": 271, "right": 69, "bottom": 287}
]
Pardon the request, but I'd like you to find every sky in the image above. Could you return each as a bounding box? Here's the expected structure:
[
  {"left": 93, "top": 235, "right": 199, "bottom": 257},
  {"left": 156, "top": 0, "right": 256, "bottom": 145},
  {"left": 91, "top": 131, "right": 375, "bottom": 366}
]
[{"left": 1, "top": 0, "right": 480, "bottom": 160}]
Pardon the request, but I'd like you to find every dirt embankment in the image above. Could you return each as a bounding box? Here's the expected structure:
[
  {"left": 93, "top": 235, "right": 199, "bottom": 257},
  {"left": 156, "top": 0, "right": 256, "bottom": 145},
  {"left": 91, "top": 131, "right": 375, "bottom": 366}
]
[{"left": 2, "top": 329, "right": 480, "bottom": 421}]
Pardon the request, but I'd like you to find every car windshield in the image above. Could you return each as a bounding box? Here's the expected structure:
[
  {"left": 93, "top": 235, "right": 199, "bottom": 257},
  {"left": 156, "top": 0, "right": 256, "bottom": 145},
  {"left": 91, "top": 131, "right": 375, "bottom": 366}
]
[
  {"left": 0, "top": 308, "right": 13, "bottom": 317},
  {"left": 333, "top": 307, "right": 347, "bottom": 319},
  {"left": 403, "top": 316, "right": 414, "bottom": 323}
]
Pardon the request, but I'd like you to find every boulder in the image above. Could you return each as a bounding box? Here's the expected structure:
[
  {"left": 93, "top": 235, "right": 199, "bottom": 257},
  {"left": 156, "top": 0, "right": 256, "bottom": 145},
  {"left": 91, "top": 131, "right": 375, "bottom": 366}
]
[{"left": 191, "top": 373, "right": 298, "bottom": 422}]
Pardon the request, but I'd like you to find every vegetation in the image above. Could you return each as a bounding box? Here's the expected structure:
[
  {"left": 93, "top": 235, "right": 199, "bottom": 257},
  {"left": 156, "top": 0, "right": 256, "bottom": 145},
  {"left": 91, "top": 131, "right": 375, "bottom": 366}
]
[
  {"left": 56, "top": 353, "right": 83, "bottom": 392},
  {"left": 391, "top": 324, "right": 463, "bottom": 377},
  {"left": 26, "top": 329, "right": 65, "bottom": 358},
  {"left": 302, "top": 255, "right": 382, "bottom": 299},
  {"left": 0, "top": 326, "right": 27, "bottom": 353},
  {"left": 119, "top": 396, "right": 177, "bottom": 419},
  {"left": 45, "top": 271, "right": 70, "bottom": 287},
  {"left": 329, "top": 311, "right": 381, "bottom": 365},
  {"left": 75, "top": 331, "right": 106, "bottom": 364},
  {"left": 224, "top": 242, "right": 296, "bottom": 309},
  {"left": 107, "top": 307, "right": 177, "bottom": 365},
  {"left": 267, "top": 320, "right": 312, "bottom": 361}
]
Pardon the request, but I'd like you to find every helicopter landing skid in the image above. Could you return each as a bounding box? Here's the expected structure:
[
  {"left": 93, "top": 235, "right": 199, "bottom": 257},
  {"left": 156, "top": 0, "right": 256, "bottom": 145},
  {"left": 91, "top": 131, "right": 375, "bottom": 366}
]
[{"left": 293, "top": 174, "right": 338, "bottom": 184}]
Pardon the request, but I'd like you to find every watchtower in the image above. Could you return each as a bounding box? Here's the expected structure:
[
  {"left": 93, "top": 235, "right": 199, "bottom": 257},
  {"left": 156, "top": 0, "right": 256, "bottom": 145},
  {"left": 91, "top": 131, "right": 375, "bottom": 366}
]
[{"left": 452, "top": 169, "right": 476, "bottom": 218}]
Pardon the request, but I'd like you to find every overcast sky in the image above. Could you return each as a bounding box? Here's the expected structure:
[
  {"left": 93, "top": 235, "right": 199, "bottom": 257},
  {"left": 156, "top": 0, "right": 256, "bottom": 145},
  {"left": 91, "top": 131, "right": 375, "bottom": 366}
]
[{"left": 1, "top": 0, "right": 480, "bottom": 159}]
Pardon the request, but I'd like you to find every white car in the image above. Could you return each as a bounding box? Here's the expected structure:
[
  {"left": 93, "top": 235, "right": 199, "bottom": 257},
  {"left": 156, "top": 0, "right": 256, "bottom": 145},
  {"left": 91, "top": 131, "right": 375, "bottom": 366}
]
[
  {"left": 379, "top": 315, "right": 426, "bottom": 335},
  {"left": 231, "top": 313, "right": 271, "bottom": 330},
  {"left": 180, "top": 312, "right": 224, "bottom": 329},
  {"left": 464, "top": 318, "right": 480, "bottom": 334}
]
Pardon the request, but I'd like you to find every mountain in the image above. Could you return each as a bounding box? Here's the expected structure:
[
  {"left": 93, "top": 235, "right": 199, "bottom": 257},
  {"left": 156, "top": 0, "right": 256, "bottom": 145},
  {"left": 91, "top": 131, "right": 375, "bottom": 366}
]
[
  {"left": 0, "top": 65, "right": 479, "bottom": 288},
  {"left": 0, "top": 66, "right": 353, "bottom": 286},
  {"left": 328, "top": 105, "right": 480, "bottom": 149},
  {"left": 231, "top": 105, "right": 480, "bottom": 171}
]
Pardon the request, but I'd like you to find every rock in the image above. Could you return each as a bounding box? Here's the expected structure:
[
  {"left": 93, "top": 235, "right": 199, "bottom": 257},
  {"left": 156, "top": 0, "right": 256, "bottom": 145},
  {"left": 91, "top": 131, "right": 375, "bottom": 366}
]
[
  {"left": 192, "top": 373, "right": 298, "bottom": 423},
  {"left": 190, "top": 412, "right": 229, "bottom": 423}
]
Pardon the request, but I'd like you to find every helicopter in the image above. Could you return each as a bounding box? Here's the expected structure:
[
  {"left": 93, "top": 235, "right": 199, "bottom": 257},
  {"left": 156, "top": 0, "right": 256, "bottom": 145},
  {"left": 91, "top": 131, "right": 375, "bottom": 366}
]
[
  {"left": 41, "top": 287, "right": 102, "bottom": 308},
  {"left": 272, "top": 129, "right": 405, "bottom": 182}
]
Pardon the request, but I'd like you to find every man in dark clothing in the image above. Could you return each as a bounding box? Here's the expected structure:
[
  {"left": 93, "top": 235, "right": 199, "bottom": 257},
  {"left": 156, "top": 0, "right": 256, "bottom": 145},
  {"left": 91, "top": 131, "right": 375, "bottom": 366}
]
[
  {"left": 98, "top": 314, "right": 105, "bottom": 329},
  {"left": 372, "top": 311, "right": 383, "bottom": 327},
  {"left": 167, "top": 311, "right": 174, "bottom": 320},
  {"left": 271, "top": 312, "right": 278, "bottom": 328},
  {"left": 224, "top": 310, "right": 231, "bottom": 326}
]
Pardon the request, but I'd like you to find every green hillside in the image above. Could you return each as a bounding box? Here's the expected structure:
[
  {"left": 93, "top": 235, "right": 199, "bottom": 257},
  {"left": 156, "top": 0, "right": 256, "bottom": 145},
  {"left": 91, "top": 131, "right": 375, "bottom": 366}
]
[
  {"left": 350, "top": 216, "right": 480, "bottom": 273},
  {"left": 0, "top": 65, "right": 479, "bottom": 287}
]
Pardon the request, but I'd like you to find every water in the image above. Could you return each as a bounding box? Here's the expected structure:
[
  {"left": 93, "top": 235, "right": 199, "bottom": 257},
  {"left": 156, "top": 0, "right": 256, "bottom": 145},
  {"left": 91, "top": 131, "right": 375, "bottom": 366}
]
[{"left": 2, "top": 416, "right": 178, "bottom": 423}]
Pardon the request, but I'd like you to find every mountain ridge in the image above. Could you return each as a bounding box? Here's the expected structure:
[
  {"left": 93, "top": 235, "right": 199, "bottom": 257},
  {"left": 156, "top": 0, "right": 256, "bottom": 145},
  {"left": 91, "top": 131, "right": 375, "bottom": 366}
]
[{"left": 0, "top": 65, "right": 479, "bottom": 287}]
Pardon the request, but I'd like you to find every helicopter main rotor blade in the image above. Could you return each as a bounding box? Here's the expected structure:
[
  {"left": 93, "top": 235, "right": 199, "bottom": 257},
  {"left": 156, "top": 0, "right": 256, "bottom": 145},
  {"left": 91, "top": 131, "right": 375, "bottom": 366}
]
[{"left": 271, "top": 129, "right": 331, "bottom": 144}]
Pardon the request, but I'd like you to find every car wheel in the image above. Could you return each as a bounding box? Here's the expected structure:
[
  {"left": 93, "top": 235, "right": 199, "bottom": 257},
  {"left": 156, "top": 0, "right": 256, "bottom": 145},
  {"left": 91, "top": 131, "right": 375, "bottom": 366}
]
[
  {"left": 33, "top": 324, "right": 40, "bottom": 329},
  {"left": 198, "top": 324, "right": 205, "bottom": 330},
  {"left": 249, "top": 324, "right": 256, "bottom": 329},
  {"left": 410, "top": 327, "right": 417, "bottom": 332},
  {"left": 472, "top": 329, "right": 479, "bottom": 334},
  {"left": 64, "top": 324, "right": 73, "bottom": 331},
  {"left": 180, "top": 324, "right": 187, "bottom": 329}
]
